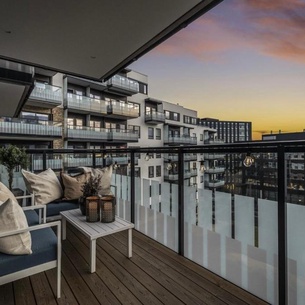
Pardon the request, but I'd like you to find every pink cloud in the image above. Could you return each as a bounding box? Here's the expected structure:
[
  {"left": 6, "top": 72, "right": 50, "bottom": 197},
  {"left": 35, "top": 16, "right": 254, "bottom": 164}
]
[{"left": 152, "top": 0, "right": 305, "bottom": 64}]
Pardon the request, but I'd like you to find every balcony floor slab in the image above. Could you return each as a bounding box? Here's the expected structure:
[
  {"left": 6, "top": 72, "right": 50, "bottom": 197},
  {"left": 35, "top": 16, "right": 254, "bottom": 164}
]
[{"left": 0, "top": 223, "right": 268, "bottom": 305}]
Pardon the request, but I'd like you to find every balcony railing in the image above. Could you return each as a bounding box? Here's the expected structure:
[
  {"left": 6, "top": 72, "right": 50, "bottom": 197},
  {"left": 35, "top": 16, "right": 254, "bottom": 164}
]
[
  {"left": 67, "top": 94, "right": 107, "bottom": 114},
  {"left": 165, "top": 135, "right": 197, "bottom": 145},
  {"left": 29, "top": 83, "right": 63, "bottom": 106},
  {"left": 109, "top": 129, "right": 139, "bottom": 142},
  {"left": 107, "top": 101, "right": 139, "bottom": 118},
  {"left": 105, "top": 74, "right": 139, "bottom": 95},
  {"left": 205, "top": 166, "right": 225, "bottom": 174},
  {"left": 204, "top": 153, "right": 225, "bottom": 159},
  {"left": 15, "top": 141, "right": 305, "bottom": 305},
  {"left": 145, "top": 111, "right": 165, "bottom": 124},
  {"left": 164, "top": 153, "right": 197, "bottom": 161},
  {"left": 204, "top": 139, "right": 224, "bottom": 144},
  {"left": 66, "top": 125, "right": 109, "bottom": 140},
  {"left": 204, "top": 180, "right": 225, "bottom": 188},
  {"left": 0, "top": 117, "right": 62, "bottom": 137}
]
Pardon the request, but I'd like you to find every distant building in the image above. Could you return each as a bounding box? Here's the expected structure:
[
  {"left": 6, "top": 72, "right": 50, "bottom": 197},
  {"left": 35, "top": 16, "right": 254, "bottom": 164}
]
[
  {"left": 262, "top": 131, "right": 305, "bottom": 204},
  {"left": 200, "top": 118, "right": 252, "bottom": 143}
]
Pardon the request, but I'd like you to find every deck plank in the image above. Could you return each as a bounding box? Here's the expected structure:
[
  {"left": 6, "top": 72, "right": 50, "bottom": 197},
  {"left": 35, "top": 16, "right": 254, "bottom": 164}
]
[
  {"left": 68, "top": 225, "right": 176, "bottom": 305},
  {"left": 0, "top": 283, "right": 14, "bottom": 305},
  {"left": 0, "top": 223, "right": 270, "bottom": 305},
  {"left": 132, "top": 230, "right": 268, "bottom": 305}
]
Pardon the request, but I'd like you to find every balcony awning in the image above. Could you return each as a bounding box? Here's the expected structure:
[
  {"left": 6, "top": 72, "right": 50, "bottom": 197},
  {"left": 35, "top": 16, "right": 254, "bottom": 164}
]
[
  {"left": 0, "top": 0, "right": 222, "bottom": 117},
  {"left": 0, "top": 0, "right": 222, "bottom": 82}
]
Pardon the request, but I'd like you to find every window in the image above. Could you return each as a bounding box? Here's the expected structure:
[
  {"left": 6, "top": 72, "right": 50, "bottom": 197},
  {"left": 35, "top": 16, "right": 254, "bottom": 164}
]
[
  {"left": 165, "top": 110, "right": 170, "bottom": 119},
  {"left": 173, "top": 112, "right": 179, "bottom": 121},
  {"left": 148, "top": 166, "right": 154, "bottom": 178},
  {"left": 156, "top": 128, "right": 161, "bottom": 140},
  {"left": 148, "top": 127, "right": 154, "bottom": 139},
  {"left": 135, "top": 167, "right": 141, "bottom": 178},
  {"left": 156, "top": 153, "right": 161, "bottom": 158},
  {"left": 156, "top": 165, "right": 161, "bottom": 177},
  {"left": 200, "top": 134, "right": 203, "bottom": 141},
  {"left": 90, "top": 120, "right": 101, "bottom": 130},
  {"left": 128, "top": 125, "right": 140, "bottom": 137}
]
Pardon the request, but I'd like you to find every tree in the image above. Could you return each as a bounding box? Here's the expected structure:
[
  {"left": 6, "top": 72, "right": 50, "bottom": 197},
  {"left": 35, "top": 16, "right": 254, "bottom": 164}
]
[{"left": 0, "top": 145, "right": 29, "bottom": 190}]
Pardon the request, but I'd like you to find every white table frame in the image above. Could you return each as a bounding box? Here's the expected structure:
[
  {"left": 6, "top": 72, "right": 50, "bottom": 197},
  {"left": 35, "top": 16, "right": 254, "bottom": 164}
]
[{"left": 60, "top": 209, "right": 134, "bottom": 273}]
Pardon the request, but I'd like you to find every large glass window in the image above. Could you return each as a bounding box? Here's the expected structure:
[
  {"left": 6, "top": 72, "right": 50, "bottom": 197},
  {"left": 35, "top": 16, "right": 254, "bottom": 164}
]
[
  {"left": 148, "top": 166, "right": 154, "bottom": 178},
  {"left": 156, "top": 165, "right": 161, "bottom": 177},
  {"left": 156, "top": 128, "right": 161, "bottom": 140},
  {"left": 148, "top": 127, "right": 154, "bottom": 139}
]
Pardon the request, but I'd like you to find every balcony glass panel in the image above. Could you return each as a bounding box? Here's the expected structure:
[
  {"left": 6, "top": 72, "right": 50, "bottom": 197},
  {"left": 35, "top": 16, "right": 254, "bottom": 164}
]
[
  {"left": 67, "top": 125, "right": 109, "bottom": 140},
  {"left": 0, "top": 117, "right": 62, "bottom": 136},
  {"left": 30, "top": 83, "right": 63, "bottom": 103},
  {"left": 145, "top": 111, "right": 165, "bottom": 122},
  {"left": 108, "top": 101, "right": 139, "bottom": 117},
  {"left": 107, "top": 75, "right": 139, "bottom": 92},
  {"left": 110, "top": 129, "right": 139, "bottom": 141},
  {"left": 67, "top": 94, "right": 107, "bottom": 114}
]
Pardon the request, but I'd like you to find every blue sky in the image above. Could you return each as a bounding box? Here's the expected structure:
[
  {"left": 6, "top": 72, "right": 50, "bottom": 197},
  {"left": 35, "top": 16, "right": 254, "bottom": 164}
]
[{"left": 129, "top": 0, "right": 305, "bottom": 140}]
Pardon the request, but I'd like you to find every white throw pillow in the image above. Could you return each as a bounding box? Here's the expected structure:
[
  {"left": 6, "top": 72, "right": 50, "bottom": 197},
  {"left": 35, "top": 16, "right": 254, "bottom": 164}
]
[
  {"left": 80, "top": 165, "right": 112, "bottom": 196},
  {"left": 21, "top": 168, "right": 63, "bottom": 205},
  {"left": 0, "top": 198, "right": 32, "bottom": 255},
  {"left": 0, "top": 182, "right": 17, "bottom": 203}
]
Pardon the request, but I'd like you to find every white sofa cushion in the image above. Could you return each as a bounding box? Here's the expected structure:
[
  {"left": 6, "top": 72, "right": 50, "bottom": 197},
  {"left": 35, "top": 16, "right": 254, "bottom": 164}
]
[
  {"left": 0, "top": 198, "right": 32, "bottom": 255},
  {"left": 21, "top": 168, "right": 63, "bottom": 205},
  {"left": 0, "top": 182, "right": 17, "bottom": 203}
]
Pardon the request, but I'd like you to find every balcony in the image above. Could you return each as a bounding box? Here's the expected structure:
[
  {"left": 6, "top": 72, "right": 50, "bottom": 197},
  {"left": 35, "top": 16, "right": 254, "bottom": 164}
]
[
  {"left": 107, "top": 101, "right": 140, "bottom": 119},
  {"left": 0, "top": 226, "right": 265, "bottom": 305},
  {"left": 104, "top": 75, "right": 139, "bottom": 96},
  {"left": 205, "top": 166, "right": 225, "bottom": 174},
  {"left": 204, "top": 139, "right": 224, "bottom": 145},
  {"left": 145, "top": 111, "right": 165, "bottom": 124},
  {"left": 27, "top": 83, "right": 63, "bottom": 108},
  {"left": 204, "top": 153, "right": 225, "bottom": 160},
  {"left": 8, "top": 142, "right": 305, "bottom": 305},
  {"left": 205, "top": 180, "right": 225, "bottom": 188},
  {"left": 109, "top": 129, "right": 139, "bottom": 142},
  {"left": 0, "top": 117, "right": 62, "bottom": 140},
  {"left": 164, "top": 135, "right": 197, "bottom": 145},
  {"left": 66, "top": 125, "right": 109, "bottom": 140},
  {"left": 164, "top": 153, "right": 197, "bottom": 161},
  {"left": 184, "top": 168, "right": 197, "bottom": 178},
  {"left": 164, "top": 173, "right": 179, "bottom": 181},
  {"left": 67, "top": 94, "right": 107, "bottom": 115}
]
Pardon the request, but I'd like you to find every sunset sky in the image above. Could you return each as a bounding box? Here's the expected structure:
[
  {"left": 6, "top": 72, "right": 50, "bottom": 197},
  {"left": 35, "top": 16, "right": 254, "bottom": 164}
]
[{"left": 129, "top": 0, "right": 305, "bottom": 140}]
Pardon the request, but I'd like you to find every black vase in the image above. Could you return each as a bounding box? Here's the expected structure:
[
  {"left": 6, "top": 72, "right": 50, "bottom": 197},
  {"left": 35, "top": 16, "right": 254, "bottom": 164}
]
[{"left": 79, "top": 196, "right": 86, "bottom": 215}]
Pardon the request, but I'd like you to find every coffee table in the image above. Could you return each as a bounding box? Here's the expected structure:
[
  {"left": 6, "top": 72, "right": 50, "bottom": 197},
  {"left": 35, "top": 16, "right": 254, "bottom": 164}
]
[{"left": 60, "top": 209, "right": 134, "bottom": 273}]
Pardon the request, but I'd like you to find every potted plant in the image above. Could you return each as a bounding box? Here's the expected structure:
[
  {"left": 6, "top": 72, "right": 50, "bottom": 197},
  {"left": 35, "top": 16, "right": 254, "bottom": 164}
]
[
  {"left": 79, "top": 175, "right": 102, "bottom": 216},
  {"left": 0, "top": 145, "right": 29, "bottom": 191}
]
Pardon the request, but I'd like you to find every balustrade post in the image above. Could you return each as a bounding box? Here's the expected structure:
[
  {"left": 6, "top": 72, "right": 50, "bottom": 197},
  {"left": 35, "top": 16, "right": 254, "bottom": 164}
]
[
  {"left": 43, "top": 151, "right": 47, "bottom": 171},
  {"left": 277, "top": 144, "right": 287, "bottom": 305},
  {"left": 130, "top": 150, "right": 135, "bottom": 224},
  {"left": 92, "top": 151, "right": 96, "bottom": 168},
  {"left": 178, "top": 148, "right": 184, "bottom": 256}
]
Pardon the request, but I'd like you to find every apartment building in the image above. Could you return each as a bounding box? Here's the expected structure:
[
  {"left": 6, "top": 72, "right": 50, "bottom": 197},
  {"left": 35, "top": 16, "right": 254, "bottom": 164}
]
[
  {"left": 260, "top": 131, "right": 305, "bottom": 204},
  {"left": 0, "top": 64, "right": 223, "bottom": 189},
  {"left": 200, "top": 118, "right": 252, "bottom": 143}
]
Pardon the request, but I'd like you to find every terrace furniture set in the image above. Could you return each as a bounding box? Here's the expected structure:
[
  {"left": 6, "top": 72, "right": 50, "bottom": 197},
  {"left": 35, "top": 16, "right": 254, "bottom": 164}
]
[{"left": 0, "top": 165, "right": 134, "bottom": 298}]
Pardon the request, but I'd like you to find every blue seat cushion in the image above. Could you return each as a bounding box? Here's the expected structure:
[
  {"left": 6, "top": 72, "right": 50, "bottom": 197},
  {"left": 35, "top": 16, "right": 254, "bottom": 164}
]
[
  {"left": 0, "top": 227, "right": 57, "bottom": 276},
  {"left": 46, "top": 200, "right": 79, "bottom": 217},
  {"left": 24, "top": 210, "right": 40, "bottom": 226}
]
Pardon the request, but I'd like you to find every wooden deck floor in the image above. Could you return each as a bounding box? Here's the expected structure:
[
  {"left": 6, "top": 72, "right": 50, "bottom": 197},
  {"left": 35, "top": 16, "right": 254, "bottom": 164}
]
[{"left": 0, "top": 223, "right": 269, "bottom": 305}]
